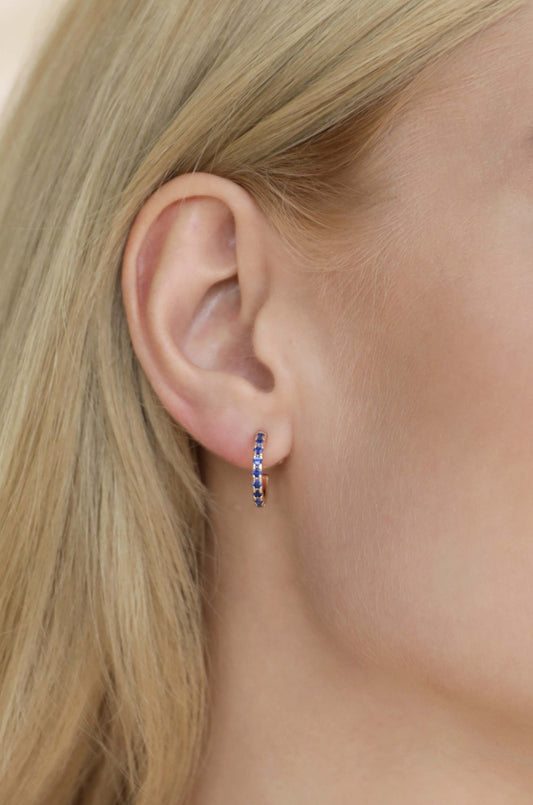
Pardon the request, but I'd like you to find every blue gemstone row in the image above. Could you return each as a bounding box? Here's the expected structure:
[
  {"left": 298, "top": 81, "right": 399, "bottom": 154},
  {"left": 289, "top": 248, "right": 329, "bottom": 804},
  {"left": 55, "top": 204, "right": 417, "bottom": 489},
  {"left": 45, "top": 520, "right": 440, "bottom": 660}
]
[{"left": 252, "top": 431, "right": 266, "bottom": 507}]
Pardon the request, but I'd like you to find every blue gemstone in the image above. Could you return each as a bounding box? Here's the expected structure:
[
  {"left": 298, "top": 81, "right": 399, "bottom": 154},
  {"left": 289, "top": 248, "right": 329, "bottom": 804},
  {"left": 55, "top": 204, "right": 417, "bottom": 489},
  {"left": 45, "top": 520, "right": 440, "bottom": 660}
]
[
  {"left": 253, "top": 490, "right": 262, "bottom": 498},
  {"left": 253, "top": 457, "right": 262, "bottom": 465},
  {"left": 256, "top": 433, "right": 265, "bottom": 441},
  {"left": 252, "top": 469, "right": 261, "bottom": 477},
  {"left": 253, "top": 479, "right": 261, "bottom": 488},
  {"left": 254, "top": 448, "right": 263, "bottom": 455}
]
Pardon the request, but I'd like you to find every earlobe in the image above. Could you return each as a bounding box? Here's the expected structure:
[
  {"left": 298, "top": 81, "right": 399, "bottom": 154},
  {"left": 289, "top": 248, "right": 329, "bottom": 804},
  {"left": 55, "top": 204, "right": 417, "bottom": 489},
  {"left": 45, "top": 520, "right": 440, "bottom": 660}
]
[{"left": 120, "top": 172, "right": 293, "bottom": 473}]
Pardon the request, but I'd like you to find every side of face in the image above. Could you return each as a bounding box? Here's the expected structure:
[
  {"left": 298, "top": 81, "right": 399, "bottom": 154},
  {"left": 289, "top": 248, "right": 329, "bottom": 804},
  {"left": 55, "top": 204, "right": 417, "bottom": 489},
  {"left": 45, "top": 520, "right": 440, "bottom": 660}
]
[{"left": 288, "top": 0, "right": 533, "bottom": 720}]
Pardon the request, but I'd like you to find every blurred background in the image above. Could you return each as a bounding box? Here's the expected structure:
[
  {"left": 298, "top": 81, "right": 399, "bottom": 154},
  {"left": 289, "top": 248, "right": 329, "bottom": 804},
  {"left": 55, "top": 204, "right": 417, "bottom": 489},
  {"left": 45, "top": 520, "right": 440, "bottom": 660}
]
[{"left": 0, "top": 0, "right": 66, "bottom": 111}]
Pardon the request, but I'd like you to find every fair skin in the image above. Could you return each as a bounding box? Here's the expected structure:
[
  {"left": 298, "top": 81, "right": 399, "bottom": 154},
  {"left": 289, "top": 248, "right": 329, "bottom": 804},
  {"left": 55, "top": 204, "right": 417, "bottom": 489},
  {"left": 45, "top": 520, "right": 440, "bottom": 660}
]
[{"left": 121, "top": 2, "right": 533, "bottom": 802}]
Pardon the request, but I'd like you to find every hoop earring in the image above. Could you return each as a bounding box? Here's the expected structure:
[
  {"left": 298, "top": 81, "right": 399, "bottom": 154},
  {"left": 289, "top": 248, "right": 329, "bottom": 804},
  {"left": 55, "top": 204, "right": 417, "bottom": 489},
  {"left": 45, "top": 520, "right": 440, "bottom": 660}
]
[{"left": 251, "top": 430, "right": 269, "bottom": 508}]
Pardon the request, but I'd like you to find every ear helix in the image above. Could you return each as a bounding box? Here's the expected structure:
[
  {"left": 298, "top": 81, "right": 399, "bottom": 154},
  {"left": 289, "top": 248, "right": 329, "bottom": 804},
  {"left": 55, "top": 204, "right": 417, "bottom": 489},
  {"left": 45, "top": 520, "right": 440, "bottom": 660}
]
[{"left": 251, "top": 431, "right": 269, "bottom": 508}]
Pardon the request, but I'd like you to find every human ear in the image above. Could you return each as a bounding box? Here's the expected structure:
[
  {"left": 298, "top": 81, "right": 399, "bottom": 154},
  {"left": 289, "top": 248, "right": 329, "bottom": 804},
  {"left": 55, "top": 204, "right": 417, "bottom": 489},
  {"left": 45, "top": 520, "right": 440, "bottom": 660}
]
[{"left": 121, "top": 172, "right": 294, "bottom": 472}]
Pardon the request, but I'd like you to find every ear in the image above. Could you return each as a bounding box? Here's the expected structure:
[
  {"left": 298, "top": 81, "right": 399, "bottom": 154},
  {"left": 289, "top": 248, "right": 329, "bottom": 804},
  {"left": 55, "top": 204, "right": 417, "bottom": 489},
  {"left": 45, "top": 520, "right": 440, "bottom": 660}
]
[{"left": 121, "top": 172, "right": 294, "bottom": 472}]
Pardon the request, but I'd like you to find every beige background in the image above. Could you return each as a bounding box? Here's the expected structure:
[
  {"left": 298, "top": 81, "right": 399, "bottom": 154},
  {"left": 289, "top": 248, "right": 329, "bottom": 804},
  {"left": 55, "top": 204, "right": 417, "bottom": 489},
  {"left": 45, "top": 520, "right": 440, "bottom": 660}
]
[{"left": 0, "top": 0, "right": 66, "bottom": 111}]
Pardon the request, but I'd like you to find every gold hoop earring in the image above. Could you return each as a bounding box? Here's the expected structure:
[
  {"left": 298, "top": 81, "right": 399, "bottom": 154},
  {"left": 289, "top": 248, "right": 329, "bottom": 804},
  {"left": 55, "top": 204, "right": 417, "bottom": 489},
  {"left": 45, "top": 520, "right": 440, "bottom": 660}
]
[{"left": 251, "top": 431, "right": 268, "bottom": 507}]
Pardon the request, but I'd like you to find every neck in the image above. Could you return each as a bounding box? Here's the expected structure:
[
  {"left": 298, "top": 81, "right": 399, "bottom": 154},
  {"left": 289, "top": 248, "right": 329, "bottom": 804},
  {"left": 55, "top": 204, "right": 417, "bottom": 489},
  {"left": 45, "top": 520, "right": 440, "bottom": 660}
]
[{"left": 188, "top": 468, "right": 533, "bottom": 804}]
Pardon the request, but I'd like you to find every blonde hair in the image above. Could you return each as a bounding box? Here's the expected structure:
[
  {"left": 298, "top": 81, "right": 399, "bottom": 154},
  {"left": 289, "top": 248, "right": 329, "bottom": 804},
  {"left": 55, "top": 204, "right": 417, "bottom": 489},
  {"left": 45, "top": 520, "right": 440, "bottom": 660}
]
[{"left": 0, "top": 0, "right": 525, "bottom": 802}]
